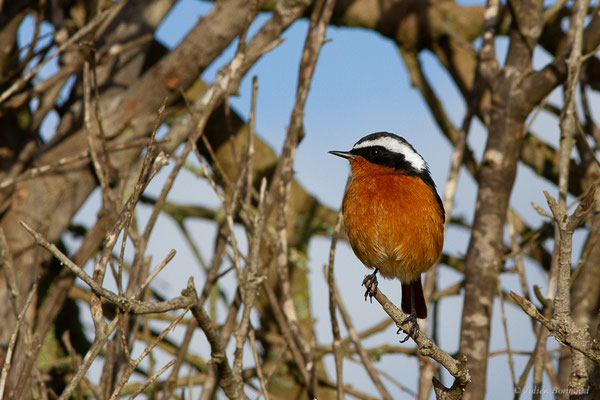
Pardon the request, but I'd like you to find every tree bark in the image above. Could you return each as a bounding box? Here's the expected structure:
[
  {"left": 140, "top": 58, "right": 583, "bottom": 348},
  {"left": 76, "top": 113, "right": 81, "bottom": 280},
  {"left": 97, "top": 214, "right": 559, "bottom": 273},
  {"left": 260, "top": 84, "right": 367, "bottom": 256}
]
[{"left": 459, "top": 2, "right": 544, "bottom": 398}]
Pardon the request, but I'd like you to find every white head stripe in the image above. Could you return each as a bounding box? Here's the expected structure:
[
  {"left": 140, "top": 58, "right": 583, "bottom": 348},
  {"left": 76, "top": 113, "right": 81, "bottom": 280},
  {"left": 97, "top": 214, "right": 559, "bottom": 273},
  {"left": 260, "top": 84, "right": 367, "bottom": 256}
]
[{"left": 352, "top": 137, "right": 426, "bottom": 171}]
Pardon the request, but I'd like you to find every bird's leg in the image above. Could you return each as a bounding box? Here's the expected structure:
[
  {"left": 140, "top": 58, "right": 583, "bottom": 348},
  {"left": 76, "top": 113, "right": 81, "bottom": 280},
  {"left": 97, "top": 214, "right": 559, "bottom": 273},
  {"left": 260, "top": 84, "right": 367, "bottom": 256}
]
[
  {"left": 398, "top": 283, "right": 420, "bottom": 343},
  {"left": 362, "top": 268, "right": 379, "bottom": 302}
]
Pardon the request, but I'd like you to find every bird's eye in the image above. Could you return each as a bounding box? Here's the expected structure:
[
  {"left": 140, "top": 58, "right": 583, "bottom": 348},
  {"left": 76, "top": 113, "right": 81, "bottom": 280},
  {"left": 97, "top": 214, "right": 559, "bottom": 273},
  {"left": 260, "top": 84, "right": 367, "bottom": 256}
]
[{"left": 370, "top": 148, "right": 380, "bottom": 157}]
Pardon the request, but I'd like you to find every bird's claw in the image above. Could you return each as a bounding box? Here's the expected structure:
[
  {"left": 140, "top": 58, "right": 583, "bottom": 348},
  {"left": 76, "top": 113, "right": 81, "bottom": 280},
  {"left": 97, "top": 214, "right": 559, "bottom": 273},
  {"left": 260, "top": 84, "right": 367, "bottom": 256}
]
[
  {"left": 398, "top": 313, "right": 420, "bottom": 343},
  {"left": 362, "top": 271, "right": 378, "bottom": 303}
]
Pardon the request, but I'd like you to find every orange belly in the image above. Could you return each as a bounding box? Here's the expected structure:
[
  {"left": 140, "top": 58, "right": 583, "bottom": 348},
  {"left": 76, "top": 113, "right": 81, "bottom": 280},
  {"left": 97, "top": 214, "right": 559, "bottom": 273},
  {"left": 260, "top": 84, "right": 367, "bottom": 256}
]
[{"left": 342, "top": 162, "right": 444, "bottom": 283}]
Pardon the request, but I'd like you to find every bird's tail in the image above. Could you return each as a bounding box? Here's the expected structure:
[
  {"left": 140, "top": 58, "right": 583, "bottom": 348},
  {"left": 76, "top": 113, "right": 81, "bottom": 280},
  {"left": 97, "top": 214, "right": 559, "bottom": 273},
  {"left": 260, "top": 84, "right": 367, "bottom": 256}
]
[{"left": 401, "top": 279, "right": 427, "bottom": 319}]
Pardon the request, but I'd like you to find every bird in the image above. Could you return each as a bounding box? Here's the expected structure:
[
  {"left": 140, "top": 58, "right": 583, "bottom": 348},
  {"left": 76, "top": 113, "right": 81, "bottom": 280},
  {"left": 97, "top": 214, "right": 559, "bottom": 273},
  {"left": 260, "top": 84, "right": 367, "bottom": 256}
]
[{"left": 329, "top": 132, "right": 445, "bottom": 340}]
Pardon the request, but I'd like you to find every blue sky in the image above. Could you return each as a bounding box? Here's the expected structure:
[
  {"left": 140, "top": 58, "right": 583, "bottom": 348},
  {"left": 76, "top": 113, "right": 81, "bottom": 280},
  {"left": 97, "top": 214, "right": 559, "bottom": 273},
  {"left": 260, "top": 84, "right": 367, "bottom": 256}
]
[{"left": 15, "top": 0, "right": 594, "bottom": 398}]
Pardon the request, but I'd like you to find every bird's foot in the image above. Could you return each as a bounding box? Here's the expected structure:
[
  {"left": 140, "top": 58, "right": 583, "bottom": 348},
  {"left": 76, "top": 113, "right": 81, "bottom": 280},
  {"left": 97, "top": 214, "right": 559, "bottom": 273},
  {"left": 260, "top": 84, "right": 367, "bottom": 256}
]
[
  {"left": 362, "top": 269, "right": 379, "bottom": 303},
  {"left": 398, "top": 313, "right": 420, "bottom": 343}
]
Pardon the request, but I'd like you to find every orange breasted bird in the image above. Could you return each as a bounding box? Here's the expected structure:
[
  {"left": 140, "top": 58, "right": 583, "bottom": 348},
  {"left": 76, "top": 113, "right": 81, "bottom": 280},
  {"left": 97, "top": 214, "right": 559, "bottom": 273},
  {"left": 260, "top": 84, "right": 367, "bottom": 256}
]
[{"left": 329, "top": 132, "right": 445, "bottom": 338}]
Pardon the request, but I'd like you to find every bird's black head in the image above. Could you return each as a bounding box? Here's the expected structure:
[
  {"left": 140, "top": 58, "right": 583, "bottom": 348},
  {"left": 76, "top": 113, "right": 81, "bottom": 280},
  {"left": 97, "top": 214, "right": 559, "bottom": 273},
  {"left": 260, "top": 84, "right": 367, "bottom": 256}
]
[{"left": 348, "top": 132, "right": 428, "bottom": 175}]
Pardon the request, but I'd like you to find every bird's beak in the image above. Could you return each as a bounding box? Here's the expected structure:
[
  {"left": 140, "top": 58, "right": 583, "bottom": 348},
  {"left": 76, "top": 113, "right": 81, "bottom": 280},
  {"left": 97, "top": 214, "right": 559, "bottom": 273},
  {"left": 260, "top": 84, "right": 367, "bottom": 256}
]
[{"left": 328, "top": 150, "right": 355, "bottom": 160}]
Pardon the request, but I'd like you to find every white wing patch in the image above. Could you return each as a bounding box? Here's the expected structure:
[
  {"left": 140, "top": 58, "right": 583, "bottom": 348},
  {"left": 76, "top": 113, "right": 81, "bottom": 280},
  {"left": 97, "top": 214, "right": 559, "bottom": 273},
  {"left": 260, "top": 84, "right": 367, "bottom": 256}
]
[{"left": 352, "top": 136, "right": 427, "bottom": 171}]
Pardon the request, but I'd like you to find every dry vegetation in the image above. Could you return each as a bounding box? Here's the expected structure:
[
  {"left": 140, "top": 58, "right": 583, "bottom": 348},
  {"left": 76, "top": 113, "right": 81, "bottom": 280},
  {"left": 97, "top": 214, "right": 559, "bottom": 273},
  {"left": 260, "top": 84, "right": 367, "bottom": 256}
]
[{"left": 1, "top": 0, "right": 600, "bottom": 399}]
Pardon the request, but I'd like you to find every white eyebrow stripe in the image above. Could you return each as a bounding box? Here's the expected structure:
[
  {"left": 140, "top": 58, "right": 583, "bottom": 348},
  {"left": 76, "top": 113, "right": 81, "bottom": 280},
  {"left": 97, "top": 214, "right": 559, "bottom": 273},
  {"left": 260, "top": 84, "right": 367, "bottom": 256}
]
[{"left": 352, "top": 137, "right": 427, "bottom": 171}]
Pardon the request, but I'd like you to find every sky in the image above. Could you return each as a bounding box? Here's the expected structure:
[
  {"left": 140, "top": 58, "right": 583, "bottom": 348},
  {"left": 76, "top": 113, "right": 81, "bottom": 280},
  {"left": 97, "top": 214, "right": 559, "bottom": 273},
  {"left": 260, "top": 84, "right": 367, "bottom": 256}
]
[{"left": 16, "top": 0, "right": 598, "bottom": 398}]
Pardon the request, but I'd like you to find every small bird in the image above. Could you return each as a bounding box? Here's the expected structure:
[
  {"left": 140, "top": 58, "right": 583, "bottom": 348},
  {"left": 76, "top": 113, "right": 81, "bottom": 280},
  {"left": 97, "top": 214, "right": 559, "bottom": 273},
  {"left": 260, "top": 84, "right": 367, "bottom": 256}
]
[{"left": 329, "top": 132, "right": 445, "bottom": 340}]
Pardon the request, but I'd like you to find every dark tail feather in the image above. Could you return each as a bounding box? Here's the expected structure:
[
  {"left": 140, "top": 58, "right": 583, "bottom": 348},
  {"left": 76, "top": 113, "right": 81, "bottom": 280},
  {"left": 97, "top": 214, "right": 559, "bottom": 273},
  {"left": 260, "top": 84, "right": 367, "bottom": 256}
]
[{"left": 401, "top": 279, "right": 427, "bottom": 319}]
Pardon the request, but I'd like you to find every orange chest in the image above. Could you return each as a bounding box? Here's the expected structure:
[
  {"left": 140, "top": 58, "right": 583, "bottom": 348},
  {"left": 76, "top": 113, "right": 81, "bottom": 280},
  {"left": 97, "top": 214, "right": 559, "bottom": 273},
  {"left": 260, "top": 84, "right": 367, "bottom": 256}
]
[{"left": 341, "top": 169, "right": 444, "bottom": 280}]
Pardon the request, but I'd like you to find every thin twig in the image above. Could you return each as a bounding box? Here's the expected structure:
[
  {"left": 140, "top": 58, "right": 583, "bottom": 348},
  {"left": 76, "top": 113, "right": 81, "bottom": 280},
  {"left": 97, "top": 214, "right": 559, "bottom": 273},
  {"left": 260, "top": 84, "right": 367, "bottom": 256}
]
[
  {"left": 248, "top": 329, "right": 270, "bottom": 400},
  {"left": 58, "top": 317, "right": 120, "bottom": 400},
  {"left": 19, "top": 220, "right": 194, "bottom": 314},
  {"left": 128, "top": 360, "right": 176, "bottom": 400},
  {"left": 108, "top": 309, "right": 188, "bottom": 399},
  {"left": 0, "top": 283, "right": 37, "bottom": 400},
  {"left": 333, "top": 281, "right": 393, "bottom": 400},
  {"left": 0, "top": 138, "right": 167, "bottom": 190},
  {"left": 261, "top": 283, "right": 310, "bottom": 385},
  {"left": 0, "top": 1, "right": 127, "bottom": 105},
  {"left": 497, "top": 280, "right": 516, "bottom": 387},
  {"left": 0, "top": 228, "right": 21, "bottom": 316},
  {"left": 326, "top": 210, "right": 345, "bottom": 400},
  {"left": 232, "top": 179, "right": 268, "bottom": 379}
]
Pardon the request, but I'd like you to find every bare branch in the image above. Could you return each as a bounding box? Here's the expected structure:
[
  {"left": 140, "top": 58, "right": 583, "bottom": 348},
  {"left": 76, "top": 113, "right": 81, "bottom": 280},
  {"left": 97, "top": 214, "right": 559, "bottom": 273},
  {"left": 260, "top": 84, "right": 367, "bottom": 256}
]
[
  {"left": 19, "top": 220, "right": 194, "bottom": 314},
  {"left": 326, "top": 211, "right": 345, "bottom": 400},
  {"left": 0, "top": 1, "right": 126, "bottom": 105},
  {"left": 0, "top": 283, "right": 37, "bottom": 400},
  {"left": 188, "top": 278, "right": 248, "bottom": 400},
  {"left": 127, "top": 360, "right": 176, "bottom": 400},
  {"left": 510, "top": 291, "right": 600, "bottom": 364},
  {"left": 334, "top": 282, "right": 393, "bottom": 400},
  {"left": 373, "top": 289, "right": 471, "bottom": 391}
]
